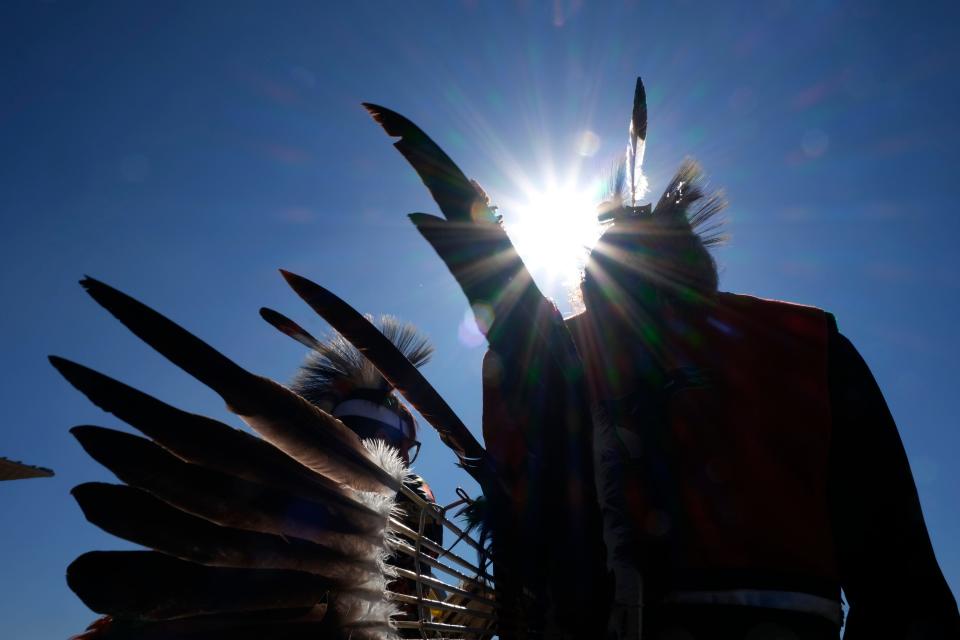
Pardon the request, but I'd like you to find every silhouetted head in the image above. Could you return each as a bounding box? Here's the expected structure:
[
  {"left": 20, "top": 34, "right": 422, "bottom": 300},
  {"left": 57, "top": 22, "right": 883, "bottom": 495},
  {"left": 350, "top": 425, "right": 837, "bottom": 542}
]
[
  {"left": 291, "top": 315, "right": 431, "bottom": 464},
  {"left": 582, "top": 159, "right": 725, "bottom": 326}
]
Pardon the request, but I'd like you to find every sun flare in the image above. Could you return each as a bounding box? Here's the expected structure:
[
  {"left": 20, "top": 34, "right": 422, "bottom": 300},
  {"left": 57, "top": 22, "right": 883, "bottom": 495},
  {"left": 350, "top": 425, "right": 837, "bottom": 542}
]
[{"left": 504, "top": 184, "right": 603, "bottom": 290}]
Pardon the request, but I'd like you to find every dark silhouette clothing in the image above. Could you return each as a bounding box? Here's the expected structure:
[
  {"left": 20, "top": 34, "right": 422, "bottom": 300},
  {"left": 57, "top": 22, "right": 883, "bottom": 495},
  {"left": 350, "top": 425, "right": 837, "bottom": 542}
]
[
  {"left": 639, "top": 312, "right": 960, "bottom": 639},
  {"left": 483, "top": 292, "right": 958, "bottom": 639},
  {"left": 827, "top": 327, "right": 958, "bottom": 638}
]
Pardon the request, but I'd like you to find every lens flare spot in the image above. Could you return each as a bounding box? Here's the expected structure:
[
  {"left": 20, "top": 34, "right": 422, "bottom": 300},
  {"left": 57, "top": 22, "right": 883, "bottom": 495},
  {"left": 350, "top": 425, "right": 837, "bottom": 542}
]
[
  {"left": 577, "top": 130, "right": 601, "bottom": 157},
  {"left": 472, "top": 303, "right": 495, "bottom": 333},
  {"left": 457, "top": 308, "right": 486, "bottom": 348}
]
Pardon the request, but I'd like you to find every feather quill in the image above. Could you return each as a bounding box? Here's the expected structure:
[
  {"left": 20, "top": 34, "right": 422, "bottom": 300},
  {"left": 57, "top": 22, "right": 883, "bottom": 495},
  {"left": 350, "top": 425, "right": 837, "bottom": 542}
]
[
  {"left": 259, "top": 307, "right": 322, "bottom": 351},
  {"left": 73, "top": 482, "right": 381, "bottom": 586}
]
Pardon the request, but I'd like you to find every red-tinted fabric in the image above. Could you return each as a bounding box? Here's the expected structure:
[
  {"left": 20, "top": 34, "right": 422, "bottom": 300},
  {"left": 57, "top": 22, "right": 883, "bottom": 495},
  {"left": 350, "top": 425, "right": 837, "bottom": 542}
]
[
  {"left": 673, "top": 293, "right": 835, "bottom": 578},
  {"left": 481, "top": 349, "right": 528, "bottom": 489},
  {"left": 568, "top": 293, "right": 838, "bottom": 585}
]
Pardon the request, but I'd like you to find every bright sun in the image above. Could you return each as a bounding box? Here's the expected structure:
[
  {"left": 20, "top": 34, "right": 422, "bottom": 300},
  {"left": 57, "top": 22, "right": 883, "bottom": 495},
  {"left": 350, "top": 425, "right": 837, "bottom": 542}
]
[{"left": 504, "top": 184, "right": 603, "bottom": 290}]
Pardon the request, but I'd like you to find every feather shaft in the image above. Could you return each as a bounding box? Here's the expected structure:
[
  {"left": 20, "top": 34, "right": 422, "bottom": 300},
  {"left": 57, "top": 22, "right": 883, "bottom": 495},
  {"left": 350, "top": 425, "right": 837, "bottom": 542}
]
[{"left": 363, "top": 103, "right": 494, "bottom": 223}]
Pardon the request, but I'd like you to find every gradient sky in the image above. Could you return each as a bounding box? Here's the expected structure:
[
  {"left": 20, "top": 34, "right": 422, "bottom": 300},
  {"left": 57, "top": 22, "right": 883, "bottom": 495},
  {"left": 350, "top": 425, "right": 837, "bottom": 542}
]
[{"left": 2, "top": 1, "right": 958, "bottom": 636}]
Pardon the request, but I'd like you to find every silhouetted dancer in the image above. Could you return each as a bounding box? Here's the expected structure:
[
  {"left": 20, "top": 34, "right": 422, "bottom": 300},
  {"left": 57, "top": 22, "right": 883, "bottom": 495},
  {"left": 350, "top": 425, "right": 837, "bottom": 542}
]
[
  {"left": 290, "top": 315, "right": 444, "bottom": 634},
  {"left": 484, "top": 78, "right": 958, "bottom": 639}
]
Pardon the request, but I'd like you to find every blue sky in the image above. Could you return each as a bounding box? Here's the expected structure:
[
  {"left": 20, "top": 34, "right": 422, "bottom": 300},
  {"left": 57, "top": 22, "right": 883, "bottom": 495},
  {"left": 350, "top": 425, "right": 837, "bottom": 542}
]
[{"left": 1, "top": 1, "right": 958, "bottom": 636}]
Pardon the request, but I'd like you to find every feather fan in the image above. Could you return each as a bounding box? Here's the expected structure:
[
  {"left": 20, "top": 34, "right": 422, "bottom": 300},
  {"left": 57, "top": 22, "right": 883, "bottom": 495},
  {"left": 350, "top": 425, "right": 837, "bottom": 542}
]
[{"left": 53, "top": 279, "right": 411, "bottom": 640}]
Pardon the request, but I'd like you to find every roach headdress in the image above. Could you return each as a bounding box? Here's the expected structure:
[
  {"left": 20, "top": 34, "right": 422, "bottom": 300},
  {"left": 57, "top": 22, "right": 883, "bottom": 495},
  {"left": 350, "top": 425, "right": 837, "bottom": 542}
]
[
  {"left": 586, "top": 78, "right": 727, "bottom": 304},
  {"left": 288, "top": 315, "right": 432, "bottom": 445}
]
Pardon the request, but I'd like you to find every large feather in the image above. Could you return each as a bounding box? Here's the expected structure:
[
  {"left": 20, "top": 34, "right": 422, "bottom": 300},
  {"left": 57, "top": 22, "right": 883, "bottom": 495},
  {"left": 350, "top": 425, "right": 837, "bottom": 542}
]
[
  {"left": 76, "top": 277, "right": 399, "bottom": 494},
  {"left": 405, "top": 214, "right": 544, "bottom": 350},
  {"left": 362, "top": 104, "right": 497, "bottom": 224},
  {"left": 67, "top": 551, "right": 343, "bottom": 620}
]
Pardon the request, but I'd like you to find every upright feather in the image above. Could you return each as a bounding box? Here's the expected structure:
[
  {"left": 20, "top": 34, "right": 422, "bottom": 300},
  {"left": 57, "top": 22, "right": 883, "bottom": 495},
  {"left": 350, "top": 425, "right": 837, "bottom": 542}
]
[
  {"left": 627, "top": 77, "right": 648, "bottom": 207},
  {"left": 259, "top": 307, "right": 323, "bottom": 351},
  {"left": 362, "top": 104, "right": 498, "bottom": 224}
]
